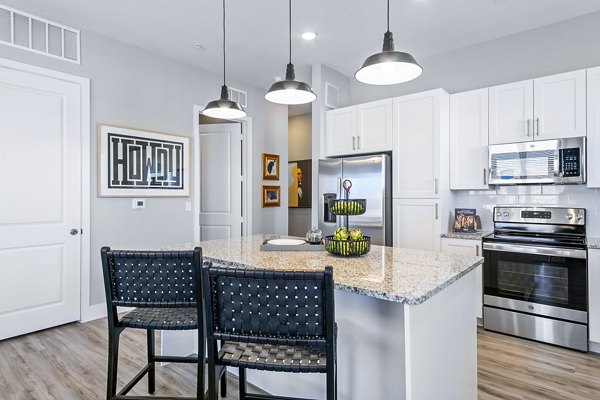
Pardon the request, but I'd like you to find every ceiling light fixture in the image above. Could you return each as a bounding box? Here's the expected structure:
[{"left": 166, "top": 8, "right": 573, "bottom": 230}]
[
  {"left": 355, "top": 0, "right": 422, "bottom": 85},
  {"left": 202, "top": 0, "right": 246, "bottom": 119},
  {"left": 265, "top": 0, "right": 316, "bottom": 105},
  {"left": 301, "top": 31, "right": 317, "bottom": 41}
]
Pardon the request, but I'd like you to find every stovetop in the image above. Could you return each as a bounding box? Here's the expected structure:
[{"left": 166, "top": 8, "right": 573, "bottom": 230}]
[{"left": 484, "top": 206, "right": 587, "bottom": 250}]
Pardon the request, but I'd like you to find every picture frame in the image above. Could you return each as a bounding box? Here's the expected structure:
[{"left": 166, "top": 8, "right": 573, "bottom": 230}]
[
  {"left": 288, "top": 160, "right": 312, "bottom": 208},
  {"left": 262, "top": 153, "right": 280, "bottom": 180},
  {"left": 98, "top": 124, "right": 190, "bottom": 197},
  {"left": 262, "top": 185, "right": 281, "bottom": 207},
  {"left": 454, "top": 208, "right": 480, "bottom": 233}
]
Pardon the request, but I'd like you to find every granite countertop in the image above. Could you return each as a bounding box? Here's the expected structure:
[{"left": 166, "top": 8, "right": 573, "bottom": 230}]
[
  {"left": 167, "top": 234, "right": 483, "bottom": 306},
  {"left": 441, "top": 231, "right": 490, "bottom": 240},
  {"left": 588, "top": 238, "right": 600, "bottom": 250}
]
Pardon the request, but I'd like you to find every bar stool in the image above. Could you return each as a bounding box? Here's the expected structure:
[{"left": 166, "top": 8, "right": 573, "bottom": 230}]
[
  {"left": 202, "top": 263, "right": 337, "bottom": 400},
  {"left": 100, "top": 247, "right": 224, "bottom": 400}
]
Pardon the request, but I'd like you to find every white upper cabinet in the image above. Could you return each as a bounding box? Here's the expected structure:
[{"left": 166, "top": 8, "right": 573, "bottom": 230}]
[
  {"left": 393, "top": 89, "right": 448, "bottom": 199},
  {"left": 325, "top": 99, "right": 392, "bottom": 157},
  {"left": 356, "top": 99, "right": 393, "bottom": 153},
  {"left": 588, "top": 66, "right": 600, "bottom": 188},
  {"left": 450, "top": 88, "right": 489, "bottom": 190},
  {"left": 489, "top": 71, "right": 587, "bottom": 145},
  {"left": 489, "top": 80, "right": 534, "bottom": 145},
  {"left": 325, "top": 106, "right": 357, "bottom": 157},
  {"left": 534, "top": 69, "right": 586, "bottom": 140}
]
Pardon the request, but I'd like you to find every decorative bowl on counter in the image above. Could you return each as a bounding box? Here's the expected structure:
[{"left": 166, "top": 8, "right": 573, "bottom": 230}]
[
  {"left": 324, "top": 235, "right": 371, "bottom": 257},
  {"left": 329, "top": 199, "right": 367, "bottom": 216}
]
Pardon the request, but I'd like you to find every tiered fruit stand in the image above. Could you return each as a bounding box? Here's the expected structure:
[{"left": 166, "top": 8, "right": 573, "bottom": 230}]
[{"left": 324, "top": 179, "right": 371, "bottom": 256}]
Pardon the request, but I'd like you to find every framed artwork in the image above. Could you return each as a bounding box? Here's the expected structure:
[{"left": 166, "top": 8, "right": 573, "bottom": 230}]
[
  {"left": 454, "top": 208, "right": 480, "bottom": 233},
  {"left": 98, "top": 124, "right": 190, "bottom": 197},
  {"left": 288, "top": 160, "right": 312, "bottom": 208},
  {"left": 262, "top": 153, "right": 280, "bottom": 180},
  {"left": 262, "top": 185, "right": 280, "bottom": 207}
]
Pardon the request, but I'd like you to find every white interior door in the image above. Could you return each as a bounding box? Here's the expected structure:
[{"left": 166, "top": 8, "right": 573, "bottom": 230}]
[
  {"left": 0, "top": 65, "right": 82, "bottom": 340},
  {"left": 199, "top": 123, "right": 242, "bottom": 240}
]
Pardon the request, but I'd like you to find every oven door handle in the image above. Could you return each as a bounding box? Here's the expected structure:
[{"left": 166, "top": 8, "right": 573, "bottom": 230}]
[{"left": 482, "top": 242, "right": 587, "bottom": 259}]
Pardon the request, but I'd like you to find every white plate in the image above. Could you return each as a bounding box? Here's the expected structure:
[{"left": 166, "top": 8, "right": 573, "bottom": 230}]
[{"left": 267, "top": 239, "right": 306, "bottom": 246}]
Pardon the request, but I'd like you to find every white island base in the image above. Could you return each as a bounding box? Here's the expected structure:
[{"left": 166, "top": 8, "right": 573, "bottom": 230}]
[{"left": 162, "top": 269, "right": 477, "bottom": 400}]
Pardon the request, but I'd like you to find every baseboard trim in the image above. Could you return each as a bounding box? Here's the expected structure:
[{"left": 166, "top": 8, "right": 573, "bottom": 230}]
[{"left": 81, "top": 303, "right": 106, "bottom": 323}]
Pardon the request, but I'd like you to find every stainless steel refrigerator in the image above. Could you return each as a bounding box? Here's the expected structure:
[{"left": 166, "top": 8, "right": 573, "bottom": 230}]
[{"left": 318, "top": 154, "right": 392, "bottom": 246}]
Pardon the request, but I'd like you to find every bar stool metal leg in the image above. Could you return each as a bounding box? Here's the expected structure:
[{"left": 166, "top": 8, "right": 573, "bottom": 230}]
[
  {"left": 238, "top": 367, "right": 247, "bottom": 400},
  {"left": 107, "top": 327, "right": 123, "bottom": 400},
  {"left": 147, "top": 329, "right": 156, "bottom": 394}
]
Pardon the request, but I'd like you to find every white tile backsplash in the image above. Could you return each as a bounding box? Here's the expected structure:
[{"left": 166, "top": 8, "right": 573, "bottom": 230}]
[{"left": 452, "top": 185, "right": 600, "bottom": 236}]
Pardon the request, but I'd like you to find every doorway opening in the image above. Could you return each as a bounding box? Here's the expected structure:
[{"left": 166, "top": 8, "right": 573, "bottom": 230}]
[
  {"left": 192, "top": 105, "right": 253, "bottom": 242},
  {"left": 287, "top": 104, "right": 313, "bottom": 237}
]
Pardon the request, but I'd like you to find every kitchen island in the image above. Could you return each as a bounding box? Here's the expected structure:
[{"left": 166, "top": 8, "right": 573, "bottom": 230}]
[{"left": 164, "top": 235, "right": 483, "bottom": 400}]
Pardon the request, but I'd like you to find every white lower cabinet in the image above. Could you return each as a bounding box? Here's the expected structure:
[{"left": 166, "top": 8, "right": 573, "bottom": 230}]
[
  {"left": 441, "top": 238, "right": 483, "bottom": 321},
  {"left": 393, "top": 199, "right": 441, "bottom": 252},
  {"left": 588, "top": 249, "right": 600, "bottom": 343}
]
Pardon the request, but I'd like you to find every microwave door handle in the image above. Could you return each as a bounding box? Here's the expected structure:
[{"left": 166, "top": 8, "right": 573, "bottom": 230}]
[{"left": 554, "top": 149, "right": 561, "bottom": 178}]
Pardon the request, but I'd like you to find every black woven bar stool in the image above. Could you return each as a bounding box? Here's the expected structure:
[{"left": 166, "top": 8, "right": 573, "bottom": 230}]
[
  {"left": 101, "top": 247, "right": 224, "bottom": 400},
  {"left": 202, "top": 263, "right": 337, "bottom": 400}
]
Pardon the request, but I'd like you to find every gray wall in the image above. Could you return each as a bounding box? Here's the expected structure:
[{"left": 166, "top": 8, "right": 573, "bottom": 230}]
[
  {"left": 350, "top": 11, "right": 600, "bottom": 103},
  {"left": 0, "top": 29, "right": 287, "bottom": 307}
]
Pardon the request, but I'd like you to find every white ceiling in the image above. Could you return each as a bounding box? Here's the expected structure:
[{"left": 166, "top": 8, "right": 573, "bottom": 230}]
[{"left": 6, "top": 0, "right": 600, "bottom": 89}]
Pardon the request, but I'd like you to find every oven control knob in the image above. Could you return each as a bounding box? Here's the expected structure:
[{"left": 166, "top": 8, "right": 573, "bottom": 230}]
[
  {"left": 495, "top": 211, "right": 502, "bottom": 219},
  {"left": 567, "top": 213, "right": 574, "bottom": 220},
  {"left": 502, "top": 211, "right": 509, "bottom": 218}
]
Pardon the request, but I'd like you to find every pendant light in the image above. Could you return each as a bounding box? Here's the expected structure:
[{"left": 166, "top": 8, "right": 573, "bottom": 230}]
[
  {"left": 265, "top": 0, "right": 316, "bottom": 105},
  {"left": 203, "top": 0, "right": 246, "bottom": 119},
  {"left": 355, "top": 0, "right": 422, "bottom": 85}
]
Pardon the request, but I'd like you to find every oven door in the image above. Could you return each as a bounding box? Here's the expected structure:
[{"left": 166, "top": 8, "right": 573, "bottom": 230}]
[{"left": 483, "top": 242, "right": 587, "bottom": 316}]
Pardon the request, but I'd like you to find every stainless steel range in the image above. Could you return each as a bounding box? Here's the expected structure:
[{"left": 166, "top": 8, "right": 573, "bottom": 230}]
[{"left": 482, "top": 206, "right": 588, "bottom": 351}]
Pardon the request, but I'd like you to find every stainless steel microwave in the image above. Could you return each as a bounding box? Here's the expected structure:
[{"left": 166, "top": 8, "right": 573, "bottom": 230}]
[{"left": 488, "top": 137, "right": 586, "bottom": 185}]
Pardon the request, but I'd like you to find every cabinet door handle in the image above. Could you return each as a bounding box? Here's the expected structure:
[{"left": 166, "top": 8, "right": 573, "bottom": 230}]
[
  {"left": 536, "top": 118, "right": 540, "bottom": 136},
  {"left": 526, "top": 119, "right": 531, "bottom": 137},
  {"left": 352, "top": 136, "right": 356, "bottom": 150},
  {"left": 435, "top": 203, "right": 439, "bottom": 220},
  {"left": 357, "top": 135, "right": 361, "bottom": 149},
  {"left": 476, "top": 245, "right": 480, "bottom": 257},
  {"left": 483, "top": 168, "right": 487, "bottom": 185},
  {"left": 434, "top": 178, "right": 439, "bottom": 195}
]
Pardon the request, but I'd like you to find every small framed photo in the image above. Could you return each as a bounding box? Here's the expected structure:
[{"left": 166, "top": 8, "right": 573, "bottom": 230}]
[
  {"left": 262, "top": 153, "right": 280, "bottom": 180},
  {"left": 262, "top": 185, "right": 280, "bottom": 207},
  {"left": 454, "top": 208, "right": 480, "bottom": 233}
]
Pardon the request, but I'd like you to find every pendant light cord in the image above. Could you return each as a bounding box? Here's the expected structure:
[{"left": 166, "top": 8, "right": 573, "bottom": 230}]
[
  {"left": 387, "top": 0, "right": 390, "bottom": 32},
  {"left": 222, "top": 0, "right": 226, "bottom": 86},
  {"left": 289, "top": 0, "right": 292, "bottom": 64}
]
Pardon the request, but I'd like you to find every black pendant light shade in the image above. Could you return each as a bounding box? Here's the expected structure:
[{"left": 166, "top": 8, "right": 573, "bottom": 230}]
[
  {"left": 265, "top": 0, "right": 316, "bottom": 105},
  {"left": 203, "top": 0, "right": 246, "bottom": 119},
  {"left": 265, "top": 63, "right": 316, "bottom": 105},
  {"left": 355, "top": 1, "right": 422, "bottom": 85},
  {"left": 203, "top": 85, "right": 246, "bottom": 119}
]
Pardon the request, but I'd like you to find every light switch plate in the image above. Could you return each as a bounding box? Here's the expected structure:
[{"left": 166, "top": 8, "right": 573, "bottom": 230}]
[{"left": 132, "top": 199, "right": 146, "bottom": 209}]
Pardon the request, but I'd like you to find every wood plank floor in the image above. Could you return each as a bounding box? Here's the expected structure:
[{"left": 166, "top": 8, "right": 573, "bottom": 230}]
[{"left": 1, "top": 319, "right": 600, "bottom": 399}]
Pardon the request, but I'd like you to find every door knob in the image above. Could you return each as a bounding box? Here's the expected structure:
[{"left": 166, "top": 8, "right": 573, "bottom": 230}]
[{"left": 70, "top": 229, "right": 79, "bottom": 235}]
